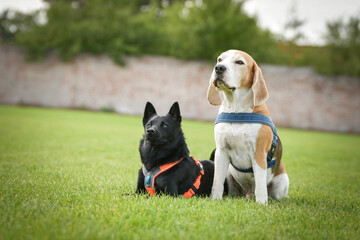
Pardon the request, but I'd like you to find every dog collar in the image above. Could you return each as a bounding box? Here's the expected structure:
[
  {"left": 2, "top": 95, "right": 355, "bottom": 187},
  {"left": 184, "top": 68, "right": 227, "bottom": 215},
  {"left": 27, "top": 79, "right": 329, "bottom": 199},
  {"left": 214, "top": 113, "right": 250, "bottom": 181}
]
[
  {"left": 215, "top": 112, "right": 278, "bottom": 173},
  {"left": 142, "top": 157, "right": 204, "bottom": 198}
]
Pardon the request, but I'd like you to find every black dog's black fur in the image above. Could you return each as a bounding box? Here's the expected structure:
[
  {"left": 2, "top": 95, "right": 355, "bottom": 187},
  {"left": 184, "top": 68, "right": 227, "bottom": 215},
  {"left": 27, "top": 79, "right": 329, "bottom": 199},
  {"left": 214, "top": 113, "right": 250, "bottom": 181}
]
[{"left": 136, "top": 102, "right": 214, "bottom": 197}]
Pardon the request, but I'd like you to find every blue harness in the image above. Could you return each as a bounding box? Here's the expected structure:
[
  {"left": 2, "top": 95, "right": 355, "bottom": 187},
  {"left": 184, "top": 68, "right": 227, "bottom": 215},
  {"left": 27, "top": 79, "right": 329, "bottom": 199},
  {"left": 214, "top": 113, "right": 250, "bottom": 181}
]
[{"left": 215, "top": 112, "right": 278, "bottom": 173}]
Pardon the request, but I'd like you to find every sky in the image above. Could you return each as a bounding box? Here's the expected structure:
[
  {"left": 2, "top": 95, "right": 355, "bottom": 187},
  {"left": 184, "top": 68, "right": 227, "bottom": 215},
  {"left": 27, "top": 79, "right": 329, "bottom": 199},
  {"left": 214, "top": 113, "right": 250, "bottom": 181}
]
[
  {"left": 243, "top": 0, "right": 360, "bottom": 45},
  {"left": 0, "top": 0, "right": 359, "bottom": 45}
]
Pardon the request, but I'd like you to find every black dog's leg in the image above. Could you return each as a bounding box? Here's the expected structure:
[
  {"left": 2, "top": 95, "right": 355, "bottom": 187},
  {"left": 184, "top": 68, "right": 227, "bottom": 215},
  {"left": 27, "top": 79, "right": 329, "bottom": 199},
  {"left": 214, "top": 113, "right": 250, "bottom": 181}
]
[
  {"left": 209, "top": 149, "right": 216, "bottom": 161},
  {"left": 164, "top": 181, "right": 179, "bottom": 197},
  {"left": 135, "top": 168, "right": 146, "bottom": 194}
]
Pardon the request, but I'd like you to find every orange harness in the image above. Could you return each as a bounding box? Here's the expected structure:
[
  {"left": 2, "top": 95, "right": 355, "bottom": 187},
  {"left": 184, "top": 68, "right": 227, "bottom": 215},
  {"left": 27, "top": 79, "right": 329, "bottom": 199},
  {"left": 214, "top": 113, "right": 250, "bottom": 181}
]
[{"left": 142, "top": 157, "right": 204, "bottom": 198}]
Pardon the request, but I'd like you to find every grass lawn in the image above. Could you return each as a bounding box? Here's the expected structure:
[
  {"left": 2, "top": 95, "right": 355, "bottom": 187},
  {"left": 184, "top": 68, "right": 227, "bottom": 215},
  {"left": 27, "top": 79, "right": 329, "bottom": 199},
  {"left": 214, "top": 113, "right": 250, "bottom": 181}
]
[{"left": 0, "top": 105, "right": 359, "bottom": 240}]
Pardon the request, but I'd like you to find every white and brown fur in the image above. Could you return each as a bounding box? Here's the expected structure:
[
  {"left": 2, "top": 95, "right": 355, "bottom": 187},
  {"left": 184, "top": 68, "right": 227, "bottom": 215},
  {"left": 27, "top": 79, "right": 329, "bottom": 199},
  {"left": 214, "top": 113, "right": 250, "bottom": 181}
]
[{"left": 207, "top": 50, "right": 289, "bottom": 204}]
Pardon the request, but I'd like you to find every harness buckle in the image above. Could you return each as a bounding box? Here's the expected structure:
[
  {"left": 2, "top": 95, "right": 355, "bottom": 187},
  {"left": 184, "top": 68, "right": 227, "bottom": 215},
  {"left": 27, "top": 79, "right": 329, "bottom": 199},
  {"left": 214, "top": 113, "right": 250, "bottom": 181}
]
[
  {"left": 195, "top": 159, "right": 204, "bottom": 175},
  {"left": 145, "top": 175, "right": 151, "bottom": 186}
]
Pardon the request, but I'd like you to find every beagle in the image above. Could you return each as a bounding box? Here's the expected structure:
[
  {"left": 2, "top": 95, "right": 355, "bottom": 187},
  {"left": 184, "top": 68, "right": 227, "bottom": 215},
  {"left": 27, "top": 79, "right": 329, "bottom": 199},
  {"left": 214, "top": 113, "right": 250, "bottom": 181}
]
[{"left": 207, "top": 50, "right": 289, "bottom": 204}]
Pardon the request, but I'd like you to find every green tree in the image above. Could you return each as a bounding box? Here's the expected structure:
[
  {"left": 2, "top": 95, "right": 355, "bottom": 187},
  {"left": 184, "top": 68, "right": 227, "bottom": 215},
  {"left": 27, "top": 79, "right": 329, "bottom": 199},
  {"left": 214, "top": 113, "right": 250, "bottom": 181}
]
[
  {"left": 1, "top": 0, "right": 280, "bottom": 65},
  {"left": 322, "top": 16, "right": 360, "bottom": 76},
  {"left": 0, "top": 9, "right": 39, "bottom": 43},
  {"left": 154, "top": 0, "right": 279, "bottom": 62}
]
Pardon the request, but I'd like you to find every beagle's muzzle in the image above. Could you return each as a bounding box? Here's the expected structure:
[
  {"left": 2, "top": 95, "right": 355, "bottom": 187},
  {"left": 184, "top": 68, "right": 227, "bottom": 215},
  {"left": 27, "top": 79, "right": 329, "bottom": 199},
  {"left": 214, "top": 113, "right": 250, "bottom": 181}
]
[{"left": 213, "top": 64, "right": 236, "bottom": 92}]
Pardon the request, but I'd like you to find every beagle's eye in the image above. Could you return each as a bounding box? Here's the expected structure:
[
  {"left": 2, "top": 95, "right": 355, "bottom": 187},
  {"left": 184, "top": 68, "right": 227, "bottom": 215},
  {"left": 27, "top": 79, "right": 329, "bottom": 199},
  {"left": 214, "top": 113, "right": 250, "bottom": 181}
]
[{"left": 235, "top": 60, "right": 244, "bottom": 65}]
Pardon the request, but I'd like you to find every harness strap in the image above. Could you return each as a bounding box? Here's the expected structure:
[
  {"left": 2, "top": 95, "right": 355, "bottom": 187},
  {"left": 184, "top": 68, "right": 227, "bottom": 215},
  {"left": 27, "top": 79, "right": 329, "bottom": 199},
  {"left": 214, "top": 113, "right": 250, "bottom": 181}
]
[
  {"left": 142, "top": 157, "right": 204, "bottom": 198},
  {"left": 183, "top": 158, "right": 204, "bottom": 198},
  {"left": 215, "top": 112, "right": 278, "bottom": 173},
  {"left": 230, "top": 159, "right": 276, "bottom": 173}
]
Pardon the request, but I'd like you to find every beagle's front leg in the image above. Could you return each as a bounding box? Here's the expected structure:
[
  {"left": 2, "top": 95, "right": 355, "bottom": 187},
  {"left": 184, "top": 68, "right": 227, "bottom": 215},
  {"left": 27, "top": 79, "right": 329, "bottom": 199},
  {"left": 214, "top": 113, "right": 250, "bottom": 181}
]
[
  {"left": 253, "top": 158, "right": 268, "bottom": 204},
  {"left": 211, "top": 149, "right": 230, "bottom": 200}
]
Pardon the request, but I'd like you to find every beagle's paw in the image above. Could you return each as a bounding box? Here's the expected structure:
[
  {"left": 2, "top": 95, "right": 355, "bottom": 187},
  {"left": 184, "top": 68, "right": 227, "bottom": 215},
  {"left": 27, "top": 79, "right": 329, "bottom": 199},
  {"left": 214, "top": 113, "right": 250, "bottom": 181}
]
[
  {"left": 211, "top": 193, "right": 223, "bottom": 201},
  {"left": 256, "top": 196, "right": 268, "bottom": 204}
]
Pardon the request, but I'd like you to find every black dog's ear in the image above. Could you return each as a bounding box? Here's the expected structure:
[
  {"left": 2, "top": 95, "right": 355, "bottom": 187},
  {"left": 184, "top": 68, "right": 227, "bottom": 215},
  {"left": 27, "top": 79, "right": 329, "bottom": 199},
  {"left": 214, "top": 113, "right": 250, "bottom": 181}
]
[
  {"left": 168, "top": 102, "right": 182, "bottom": 123},
  {"left": 143, "top": 102, "right": 157, "bottom": 126}
]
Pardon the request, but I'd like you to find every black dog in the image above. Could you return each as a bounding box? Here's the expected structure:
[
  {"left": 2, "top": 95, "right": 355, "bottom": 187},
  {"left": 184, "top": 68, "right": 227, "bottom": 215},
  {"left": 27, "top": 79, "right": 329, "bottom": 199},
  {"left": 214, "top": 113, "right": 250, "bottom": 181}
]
[{"left": 136, "top": 102, "right": 214, "bottom": 197}]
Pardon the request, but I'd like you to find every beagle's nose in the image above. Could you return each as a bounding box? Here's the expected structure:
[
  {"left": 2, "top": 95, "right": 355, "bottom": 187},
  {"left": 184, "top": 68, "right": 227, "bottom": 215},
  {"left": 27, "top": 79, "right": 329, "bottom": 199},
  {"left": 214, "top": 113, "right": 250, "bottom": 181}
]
[{"left": 215, "top": 64, "right": 226, "bottom": 74}]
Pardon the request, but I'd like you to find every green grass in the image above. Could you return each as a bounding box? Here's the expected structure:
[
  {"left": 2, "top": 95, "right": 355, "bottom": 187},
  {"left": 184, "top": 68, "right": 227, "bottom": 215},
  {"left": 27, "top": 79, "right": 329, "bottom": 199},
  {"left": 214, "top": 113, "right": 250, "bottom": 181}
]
[{"left": 0, "top": 105, "right": 359, "bottom": 240}]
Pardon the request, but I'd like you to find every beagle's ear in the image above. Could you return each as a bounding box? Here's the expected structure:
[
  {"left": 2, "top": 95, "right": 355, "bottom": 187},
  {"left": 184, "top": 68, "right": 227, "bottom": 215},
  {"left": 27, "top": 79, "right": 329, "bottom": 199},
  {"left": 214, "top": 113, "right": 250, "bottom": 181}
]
[
  {"left": 251, "top": 61, "right": 269, "bottom": 108},
  {"left": 207, "top": 79, "right": 221, "bottom": 106}
]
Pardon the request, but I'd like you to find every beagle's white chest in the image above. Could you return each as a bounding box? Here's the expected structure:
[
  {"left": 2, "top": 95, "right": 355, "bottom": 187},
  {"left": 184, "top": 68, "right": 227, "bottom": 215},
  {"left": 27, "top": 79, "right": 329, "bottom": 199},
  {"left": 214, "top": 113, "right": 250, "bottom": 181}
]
[{"left": 215, "top": 123, "right": 261, "bottom": 170}]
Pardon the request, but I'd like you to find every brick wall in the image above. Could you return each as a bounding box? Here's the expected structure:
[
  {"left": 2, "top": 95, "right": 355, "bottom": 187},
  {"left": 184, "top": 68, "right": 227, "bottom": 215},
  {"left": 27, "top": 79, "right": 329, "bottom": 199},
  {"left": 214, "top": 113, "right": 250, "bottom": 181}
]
[{"left": 1, "top": 45, "right": 359, "bottom": 133}]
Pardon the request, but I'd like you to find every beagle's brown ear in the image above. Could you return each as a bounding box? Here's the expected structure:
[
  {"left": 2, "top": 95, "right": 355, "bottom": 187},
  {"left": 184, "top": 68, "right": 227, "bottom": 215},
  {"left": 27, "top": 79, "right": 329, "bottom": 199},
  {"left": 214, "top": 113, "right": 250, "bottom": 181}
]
[
  {"left": 251, "top": 61, "right": 269, "bottom": 108},
  {"left": 207, "top": 79, "right": 221, "bottom": 106}
]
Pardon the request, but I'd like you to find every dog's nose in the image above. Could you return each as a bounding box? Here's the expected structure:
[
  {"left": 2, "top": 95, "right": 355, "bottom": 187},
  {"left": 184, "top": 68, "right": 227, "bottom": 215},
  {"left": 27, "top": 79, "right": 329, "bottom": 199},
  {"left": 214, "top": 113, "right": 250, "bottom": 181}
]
[
  {"left": 147, "top": 128, "right": 155, "bottom": 135},
  {"left": 215, "top": 64, "right": 226, "bottom": 74}
]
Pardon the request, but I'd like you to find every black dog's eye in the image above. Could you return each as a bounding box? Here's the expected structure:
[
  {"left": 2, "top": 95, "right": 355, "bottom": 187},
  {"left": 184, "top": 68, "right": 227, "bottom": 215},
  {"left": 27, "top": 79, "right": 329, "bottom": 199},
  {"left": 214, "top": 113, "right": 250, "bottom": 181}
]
[
  {"left": 146, "top": 122, "right": 152, "bottom": 128},
  {"left": 235, "top": 60, "right": 244, "bottom": 65},
  {"left": 161, "top": 122, "right": 168, "bottom": 128}
]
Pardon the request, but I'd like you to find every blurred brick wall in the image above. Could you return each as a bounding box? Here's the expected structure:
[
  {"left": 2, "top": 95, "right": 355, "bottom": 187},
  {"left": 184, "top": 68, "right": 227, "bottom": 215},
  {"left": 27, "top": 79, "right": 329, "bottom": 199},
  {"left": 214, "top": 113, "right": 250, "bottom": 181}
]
[{"left": 1, "top": 45, "right": 359, "bottom": 133}]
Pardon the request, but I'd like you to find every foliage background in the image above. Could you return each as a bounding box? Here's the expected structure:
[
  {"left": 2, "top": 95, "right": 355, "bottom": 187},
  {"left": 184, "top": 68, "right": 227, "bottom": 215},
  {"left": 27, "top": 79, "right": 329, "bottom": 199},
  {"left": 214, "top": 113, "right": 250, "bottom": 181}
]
[{"left": 0, "top": 0, "right": 359, "bottom": 76}]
